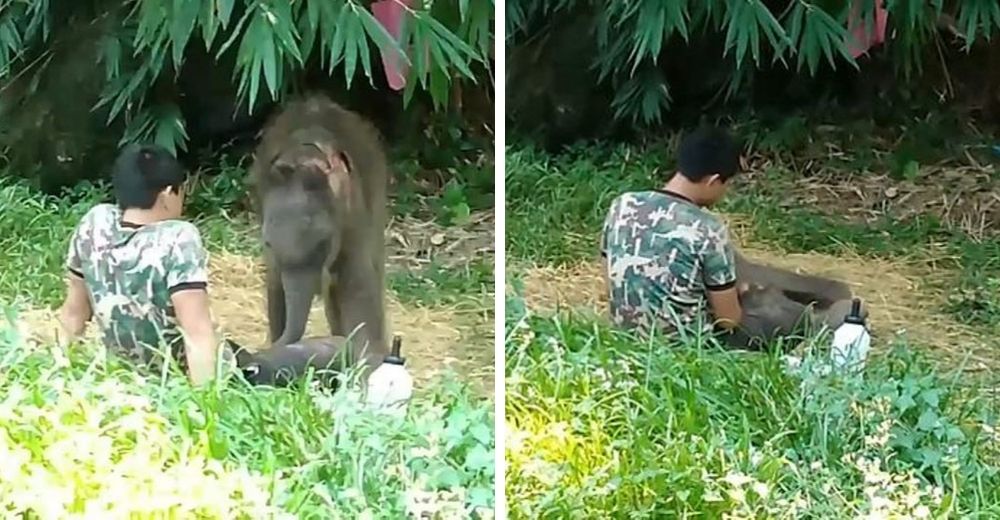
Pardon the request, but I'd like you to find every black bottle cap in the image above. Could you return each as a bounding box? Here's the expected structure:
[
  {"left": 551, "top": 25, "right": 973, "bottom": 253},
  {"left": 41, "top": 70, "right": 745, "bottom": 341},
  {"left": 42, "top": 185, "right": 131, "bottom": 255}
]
[
  {"left": 844, "top": 298, "right": 866, "bottom": 325},
  {"left": 384, "top": 335, "right": 405, "bottom": 365}
]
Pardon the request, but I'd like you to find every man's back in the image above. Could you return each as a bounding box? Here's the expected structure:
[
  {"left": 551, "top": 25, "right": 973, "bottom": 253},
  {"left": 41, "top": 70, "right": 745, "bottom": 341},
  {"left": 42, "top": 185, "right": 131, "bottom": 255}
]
[
  {"left": 600, "top": 190, "right": 737, "bottom": 335},
  {"left": 66, "top": 203, "right": 209, "bottom": 367}
]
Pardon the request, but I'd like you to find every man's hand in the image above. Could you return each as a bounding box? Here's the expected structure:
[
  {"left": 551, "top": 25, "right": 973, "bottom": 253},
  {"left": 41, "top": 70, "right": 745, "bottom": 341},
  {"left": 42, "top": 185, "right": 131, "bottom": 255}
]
[
  {"left": 58, "top": 273, "right": 92, "bottom": 346},
  {"left": 171, "top": 288, "right": 220, "bottom": 386},
  {"left": 707, "top": 286, "right": 743, "bottom": 330}
]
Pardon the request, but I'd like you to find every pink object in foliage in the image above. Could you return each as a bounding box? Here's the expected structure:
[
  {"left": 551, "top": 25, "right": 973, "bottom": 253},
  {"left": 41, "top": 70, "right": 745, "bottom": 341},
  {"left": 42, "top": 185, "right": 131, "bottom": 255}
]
[
  {"left": 846, "top": 0, "right": 889, "bottom": 58},
  {"left": 372, "top": 0, "right": 411, "bottom": 91}
]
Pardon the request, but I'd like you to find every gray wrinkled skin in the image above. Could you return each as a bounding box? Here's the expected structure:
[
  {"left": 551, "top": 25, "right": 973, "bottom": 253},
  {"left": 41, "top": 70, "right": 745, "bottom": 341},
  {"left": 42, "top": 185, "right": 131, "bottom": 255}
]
[{"left": 234, "top": 336, "right": 354, "bottom": 388}]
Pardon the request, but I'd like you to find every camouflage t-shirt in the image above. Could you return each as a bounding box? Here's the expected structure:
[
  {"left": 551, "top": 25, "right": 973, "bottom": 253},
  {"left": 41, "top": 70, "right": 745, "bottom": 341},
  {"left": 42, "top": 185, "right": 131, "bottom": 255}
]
[
  {"left": 600, "top": 190, "right": 737, "bottom": 336},
  {"left": 65, "top": 203, "right": 210, "bottom": 370}
]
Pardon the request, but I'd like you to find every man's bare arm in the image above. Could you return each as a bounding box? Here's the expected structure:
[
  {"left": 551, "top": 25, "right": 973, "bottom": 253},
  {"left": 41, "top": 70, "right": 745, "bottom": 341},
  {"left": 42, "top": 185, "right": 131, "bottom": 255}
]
[
  {"left": 707, "top": 286, "right": 742, "bottom": 330},
  {"left": 58, "top": 273, "right": 93, "bottom": 345},
  {"left": 171, "top": 288, "right": 220, "bottom": 386}
]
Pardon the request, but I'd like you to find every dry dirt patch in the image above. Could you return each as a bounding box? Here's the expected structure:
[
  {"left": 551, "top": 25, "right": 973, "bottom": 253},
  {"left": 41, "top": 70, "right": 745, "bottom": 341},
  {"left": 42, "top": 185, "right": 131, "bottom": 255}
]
[{"left": 515, "top": 247, "right": 995, "bottom": 371}]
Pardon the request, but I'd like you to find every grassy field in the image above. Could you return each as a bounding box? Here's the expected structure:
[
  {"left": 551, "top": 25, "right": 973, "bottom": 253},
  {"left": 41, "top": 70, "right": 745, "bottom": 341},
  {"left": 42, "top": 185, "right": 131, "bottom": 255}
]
[
  {"left": 504, "top": 135, "right": 1000, "bottom": 518},
  {"left": 0, "top": 169, "right": 495, "bottom": 517}
]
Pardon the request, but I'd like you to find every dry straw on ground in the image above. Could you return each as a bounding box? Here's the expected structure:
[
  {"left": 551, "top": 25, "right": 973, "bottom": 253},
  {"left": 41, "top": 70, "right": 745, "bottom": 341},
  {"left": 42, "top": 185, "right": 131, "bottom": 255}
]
[
  {"left": 517, "top": 246, "right": 994, "bottom": 371},
  {"left": 18, "top": 252, "right": 495, "bottom": 393}
]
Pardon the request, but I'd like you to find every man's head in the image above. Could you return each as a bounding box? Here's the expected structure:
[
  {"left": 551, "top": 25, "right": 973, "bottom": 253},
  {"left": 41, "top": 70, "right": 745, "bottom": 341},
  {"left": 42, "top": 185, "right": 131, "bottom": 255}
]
[
  {"left": 673, "top": 126, "right": 742, "bottom": 206},
  {"left": 111, "top": 144, "right": 187, "bottom": 218}
]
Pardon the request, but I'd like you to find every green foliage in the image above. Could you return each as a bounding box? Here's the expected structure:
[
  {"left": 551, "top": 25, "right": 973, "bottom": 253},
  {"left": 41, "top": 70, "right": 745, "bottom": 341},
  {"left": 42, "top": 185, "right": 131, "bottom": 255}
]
[
  {"left": 506, "top": 0, "right": 1000, "bottom": 125},
  {"left": 506, "top": 143, "right": 659, "bottom": 263},
  {"left": 183, "top": 156, "right": 254, "bottom": 216},
  {"left": 0, "top": 0, "right": 493, "bottom": 154},
  {"left": 0, "top": 304, "right": 495, "bottom": 517},
  {"left": 946, "top": 276, "right": 1000, "bottom": 331},
  {"left": 0, "top": 178, "right": 107, "bottom": 307},
  {"left": 505, "top": 304, "right": 1000, "bottom": 517}
]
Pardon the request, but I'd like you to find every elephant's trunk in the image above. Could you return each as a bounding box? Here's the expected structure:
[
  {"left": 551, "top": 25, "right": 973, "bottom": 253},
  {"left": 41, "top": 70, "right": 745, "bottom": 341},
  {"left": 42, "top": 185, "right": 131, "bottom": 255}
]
[{"left": 273, "top": 268, "right": 321, "bottom": 348}]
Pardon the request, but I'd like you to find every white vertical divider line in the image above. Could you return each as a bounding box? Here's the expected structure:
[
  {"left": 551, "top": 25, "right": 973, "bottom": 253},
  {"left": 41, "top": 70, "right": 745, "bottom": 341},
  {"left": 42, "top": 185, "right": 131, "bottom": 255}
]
[{"left": 493, "top": 0, "right": 507, "bottom": 517}]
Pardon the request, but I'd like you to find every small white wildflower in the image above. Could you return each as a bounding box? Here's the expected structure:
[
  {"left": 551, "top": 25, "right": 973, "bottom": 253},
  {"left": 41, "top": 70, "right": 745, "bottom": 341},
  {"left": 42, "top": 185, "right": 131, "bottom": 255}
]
[{"left": 870, "top": 496, "right": 896, "bottom": 511}]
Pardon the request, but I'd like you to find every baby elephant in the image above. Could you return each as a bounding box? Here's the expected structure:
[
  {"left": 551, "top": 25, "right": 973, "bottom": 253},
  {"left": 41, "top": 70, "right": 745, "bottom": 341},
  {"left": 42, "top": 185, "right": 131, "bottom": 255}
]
[
  {"left": 716, "top": 252, "right": 869, "bottom": 350},
  {"left": 723, "top": 283, "right": 869, "bottom": 351},
  {"left": 231, "top": 336, "right": 355, "bottom": 388}
]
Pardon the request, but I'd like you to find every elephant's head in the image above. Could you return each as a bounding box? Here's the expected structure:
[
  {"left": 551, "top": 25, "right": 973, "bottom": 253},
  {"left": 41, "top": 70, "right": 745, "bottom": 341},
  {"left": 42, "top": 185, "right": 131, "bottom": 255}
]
[{"left": 258, "top": 138, "right": 354, "bottom": 347}]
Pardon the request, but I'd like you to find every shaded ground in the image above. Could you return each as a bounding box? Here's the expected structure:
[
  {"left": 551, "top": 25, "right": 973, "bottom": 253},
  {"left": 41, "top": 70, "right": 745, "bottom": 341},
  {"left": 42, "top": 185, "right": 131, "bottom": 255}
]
[
  {"left": 19, "top": 211, "right": 496, "bottom": 397},
  {"left": 741, "top": 158, "right": 1000, "bottom": 240},
  {"left": 514, "top": 240, "right": 996, "bottom": 372}
]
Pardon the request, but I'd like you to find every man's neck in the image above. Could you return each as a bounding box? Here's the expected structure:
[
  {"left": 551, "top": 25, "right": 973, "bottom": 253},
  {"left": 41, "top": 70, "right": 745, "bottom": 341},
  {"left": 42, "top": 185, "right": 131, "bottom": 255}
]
[
  {"left": 121, "top": 207, "right": 172, "bottom": 226},
  {"left": 659, "top": 176, "right": 703, "bottom": 206}
]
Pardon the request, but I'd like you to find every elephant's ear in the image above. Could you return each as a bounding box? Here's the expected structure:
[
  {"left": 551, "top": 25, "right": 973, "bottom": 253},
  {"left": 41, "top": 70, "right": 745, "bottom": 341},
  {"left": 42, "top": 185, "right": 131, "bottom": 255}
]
[{"left": 310, "top": 142, "right": 353, "bottom": 201}]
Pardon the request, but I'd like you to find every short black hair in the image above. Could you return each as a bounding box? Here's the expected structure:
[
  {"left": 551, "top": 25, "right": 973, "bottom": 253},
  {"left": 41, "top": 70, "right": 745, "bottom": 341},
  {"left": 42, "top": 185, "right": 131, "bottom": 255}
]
[
  {"left": 676, "top": 126, "right": 742, "bottom": 182},
  {"left": 111, "top": 144, "right": 186, "bottom": 209}
]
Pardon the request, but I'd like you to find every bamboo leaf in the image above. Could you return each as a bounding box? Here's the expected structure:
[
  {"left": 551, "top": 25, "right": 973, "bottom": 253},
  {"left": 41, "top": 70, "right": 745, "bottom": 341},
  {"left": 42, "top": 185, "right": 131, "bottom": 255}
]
[
  {"left": 98, "top": 34, "right": 122, "bottom": 80},
  {"left": 153, "top": 103, "right": 189, "bottom": 154},
  {"left": 265, "top": 0, "right": 302, "bottom": 64},
  {"left": 218, "top": 0, "right": 236, "bottom": 29},
  {"left": 118, "top": 110, "right": 155, "bottom": 148},
  {"left": 788, "top": 2, "right": 856, "bottom": 74},
  {"left": 170, "top": 0, "right": 199, "bottom": 68},
  {"left": 428, "top": 63, "right": 449, "bottom": 110},
  {"left": 298, "top": 0, "right": 321, "bottom": 61},
  {"left": 343, "top": 12, "right": 359, "bottom": 87},
  {"left": 629, "top": 0, "right": 664, "bottom": 71},
  {"left": 199, "top": 0, "right": 219, "bottom": 50},
  {"left": 215, "top": 4, "right": 256, "bottom": 59},
  {"left": 354, "top": 9, "right": 374, "bottom": 86},
  {"left": 261, "top": 32, "right": 278, "bottom": 99},
  {"left": 356, "top": 2, "right": 409, "bottom": 67},
  {"left": 427, "top": 37, "right": 449, "bottom": 78},
  {"left": 753, "top": 0, "right": 789, "bottom": 63},
  {"left": 957, "top": 0, "right": 1000, "bottom": 47},
  {"left": 249, "top": 55, "right": 262, "bottom": 110},
  {"left": 424, "top": 14, "right": 478, "bottom": 78},
  {"left": 666, "top": 0, "right": 690, "bottom": 41},
  {"left": 328, "top": 4, "right": 349, "bottom": 71}
]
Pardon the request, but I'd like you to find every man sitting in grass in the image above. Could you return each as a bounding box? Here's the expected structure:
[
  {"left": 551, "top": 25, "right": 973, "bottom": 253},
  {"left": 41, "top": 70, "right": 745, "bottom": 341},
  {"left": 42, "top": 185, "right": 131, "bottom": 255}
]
[
  {"left": 600, "top": 126, "right": 747, "bottom": 342},
  {"left": 58, "top": 143, "right": 228, "bottom": 385}
]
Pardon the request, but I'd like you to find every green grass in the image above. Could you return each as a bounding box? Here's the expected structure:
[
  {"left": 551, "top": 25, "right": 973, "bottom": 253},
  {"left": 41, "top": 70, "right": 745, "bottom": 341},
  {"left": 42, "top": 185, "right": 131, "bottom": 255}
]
[
  {"left": 504, "top": 293, "right": 1000, "bottom": 518},
  {"left": 0, "top": 304, "right": 494, "bottom": 517}
]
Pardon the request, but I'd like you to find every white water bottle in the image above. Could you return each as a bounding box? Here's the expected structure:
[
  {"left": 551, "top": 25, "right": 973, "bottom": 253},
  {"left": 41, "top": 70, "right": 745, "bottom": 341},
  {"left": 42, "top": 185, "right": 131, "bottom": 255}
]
[
  {"left": 830, "top": 298, "right": 871, "bottom": 372},
  {"left": 365, "top": 335, "right": 414, "bottom": 416}
]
